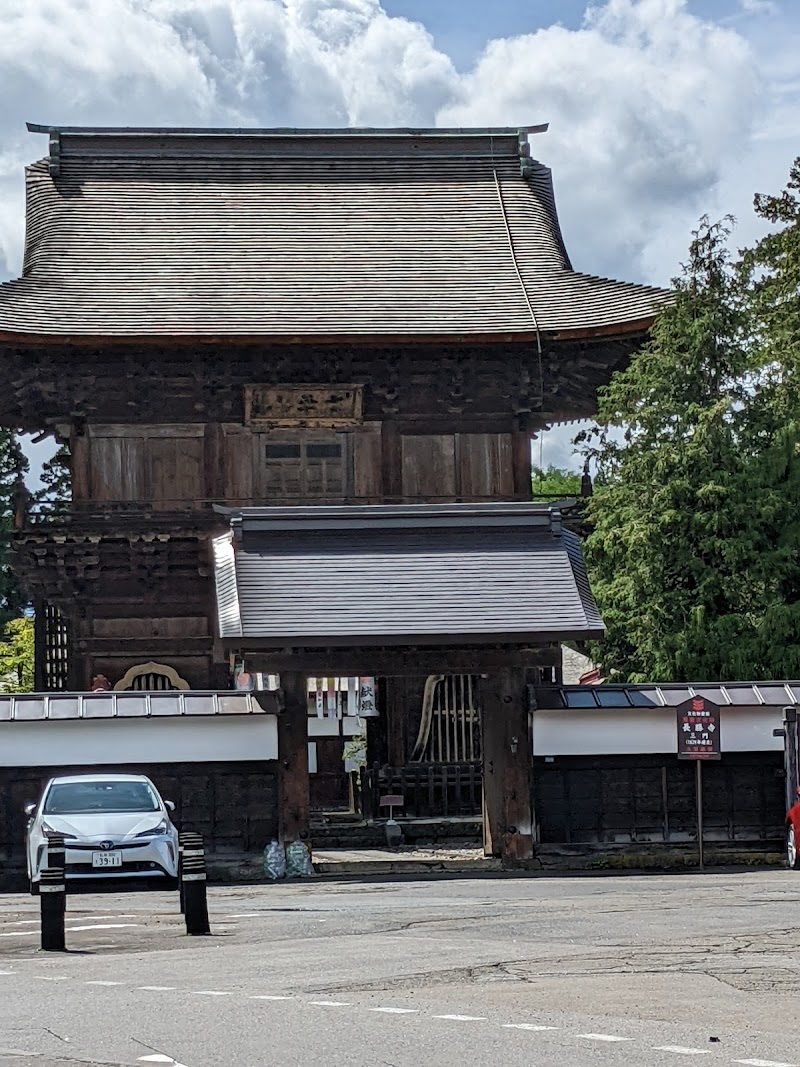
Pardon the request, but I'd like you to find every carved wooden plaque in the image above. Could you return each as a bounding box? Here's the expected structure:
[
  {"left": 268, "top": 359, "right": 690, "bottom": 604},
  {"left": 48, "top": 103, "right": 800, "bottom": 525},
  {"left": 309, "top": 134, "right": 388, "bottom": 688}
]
[{"left": 244, "top": 384, "right": 363, "bottom": 427}]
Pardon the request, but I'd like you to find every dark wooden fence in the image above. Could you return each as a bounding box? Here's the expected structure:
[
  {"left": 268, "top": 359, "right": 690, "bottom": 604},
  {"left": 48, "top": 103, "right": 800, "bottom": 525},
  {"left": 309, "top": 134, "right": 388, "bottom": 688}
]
[
  {"left": 360, "top": 762, "right": 482, "bottom": 821},
  {"left": 534, "top": 752, "right": 785, "bottom": 845}
]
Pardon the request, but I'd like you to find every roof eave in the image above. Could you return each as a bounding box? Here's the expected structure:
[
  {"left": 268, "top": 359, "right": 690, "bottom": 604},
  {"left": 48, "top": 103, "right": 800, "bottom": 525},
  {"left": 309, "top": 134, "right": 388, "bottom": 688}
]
[
  {"left": 26, "top": 122, "right": 549, "bottom": 139},
  {"left": 0, "top": 325, "right": 657, "bottom": 347},
  {"left": 220, "top": 629, "right": 605, "bottom": 649}
]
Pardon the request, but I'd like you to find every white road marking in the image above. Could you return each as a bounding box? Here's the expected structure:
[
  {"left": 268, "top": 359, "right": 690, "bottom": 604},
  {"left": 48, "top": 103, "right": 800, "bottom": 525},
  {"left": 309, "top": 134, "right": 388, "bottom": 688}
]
[
  {"left": 0, "top": 971, "right": 16, "bottom": 975},
  {"left": 369, "top": 1007, "right": 420, "bottom": 1014},
  {"left": 503, "top": 1024, "right": 559, "bottom": 1032},
  {"left": 309, "top": 1000, "right": 351, "bottom": 1007},
  {"left": 250, "top": 995, "right": 294, "bottom": 1001},
  {"left": 67, "top": 923, "right": 141, "bottom": 932},
  {"left": 225, "top": 913, "right": 262, "bottom": 918},
  {"left": 34, "top": 976, "right": 70, "bottom": 981},
  {"left": 193, "top": 990, "right": 232, "bottom": 996},
  {"left": 138, "top": 986, "right": 176, "bottom": 992},
  {"left": 76, "top": 915, "right": 136, "bottom": 921},
  {"left": 0, "top": 931, "right": 38, "bottom": 937},
  {"left": 137, "top": 1057, "right": 189, "bottom": 1066},
  {"left": 653, "top": 1048, "right": 711, "bottom": 1056},
  {"left": 733, "top": 1061, "right": 798, "bottom": 1067},
  {"left": 85, "top": 981, "right": 125, "bottom": 986},
  {"left": 433, "top": 1014, "right": 487, "bottom": 1022},
  {"left": 578, "top": 1034, "right": 631, "bottom": 1042}
]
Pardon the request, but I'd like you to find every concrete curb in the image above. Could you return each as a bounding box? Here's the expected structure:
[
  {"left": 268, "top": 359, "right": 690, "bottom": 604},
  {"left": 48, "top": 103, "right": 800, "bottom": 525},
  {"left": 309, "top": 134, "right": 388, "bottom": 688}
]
[{"left": 314, "top": 858, "right": 503, "bottom": 875}]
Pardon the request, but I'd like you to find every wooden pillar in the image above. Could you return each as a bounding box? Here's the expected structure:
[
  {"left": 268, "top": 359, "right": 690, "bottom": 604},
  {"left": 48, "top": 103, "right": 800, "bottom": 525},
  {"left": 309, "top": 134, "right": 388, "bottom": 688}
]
[
  {"left": 33, "top": 598, "right": 46, "bottom": 692},
  {"left": 203, "top": 423, "right": 225, "bottom": 506},
  {"left": 278, "top": 672, "right": 311, "bottom": 848},
  {"left": 384, "top": 676, "right": 426, "bottom": 766},
  {"left": 69, "top": 428, "right": 90, "bottom": 504},
  {"left": 511, "top": 416, "right": 531, "bottom": 501},
  {"left": 480, "top": 668, "right": 533, "bottom": 863},
  {"left": 381, "top": 420, "right": 403, "bottom": 502}
]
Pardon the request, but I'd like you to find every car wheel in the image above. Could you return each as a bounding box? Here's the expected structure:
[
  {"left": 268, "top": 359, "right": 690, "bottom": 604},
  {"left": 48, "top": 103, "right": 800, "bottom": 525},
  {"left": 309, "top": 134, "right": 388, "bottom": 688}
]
[{"left": 787, "top": 825, "right": 800, "bottom": 870}]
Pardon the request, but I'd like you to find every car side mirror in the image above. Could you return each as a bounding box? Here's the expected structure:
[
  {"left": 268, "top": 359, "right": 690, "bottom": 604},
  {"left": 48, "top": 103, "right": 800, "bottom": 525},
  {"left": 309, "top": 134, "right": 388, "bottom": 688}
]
[
  {"left": 23, "top": 802, "right": 36, "bottom": 817},
  {"left": 164, "top": 800, "right": 175, "bottom": 812}
]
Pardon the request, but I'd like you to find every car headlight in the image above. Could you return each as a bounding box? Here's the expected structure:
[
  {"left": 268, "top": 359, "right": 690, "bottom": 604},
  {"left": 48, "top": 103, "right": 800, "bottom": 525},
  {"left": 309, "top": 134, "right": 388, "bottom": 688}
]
[
  {"left": 41, "top": 822, "right": 74, "bottom": 840},
  {"left": 136, "top": 820, "right": 168, "bottom": 838}
]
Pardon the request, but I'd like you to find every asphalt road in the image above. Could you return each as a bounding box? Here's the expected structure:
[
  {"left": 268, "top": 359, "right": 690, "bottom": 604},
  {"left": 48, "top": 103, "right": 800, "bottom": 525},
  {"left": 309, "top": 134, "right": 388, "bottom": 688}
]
[{"left": 1, "top": 869, "right": 799, "bottom": 1067}]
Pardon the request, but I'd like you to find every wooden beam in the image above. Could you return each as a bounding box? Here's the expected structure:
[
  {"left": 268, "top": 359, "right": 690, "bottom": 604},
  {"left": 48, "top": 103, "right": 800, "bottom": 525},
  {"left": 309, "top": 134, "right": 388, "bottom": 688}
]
[
  {"left": 241, "top": 646, "right": 560, "bottom": 676},
  {"left": 277, "top": 671, "right": 311, "bottom": 849},
  {"left": 77, "top": 637, "right": 213, "bottom": 654},
  {"left": 480, "top": 668, "right": 533, "bottom": 863}
]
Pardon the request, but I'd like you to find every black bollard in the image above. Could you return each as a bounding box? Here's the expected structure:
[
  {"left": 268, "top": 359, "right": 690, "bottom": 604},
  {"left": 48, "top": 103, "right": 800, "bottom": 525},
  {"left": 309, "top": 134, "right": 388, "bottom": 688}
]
[
  {"left": 181, "top": 835, "right": 210, "bottom": 936},
  {"left": 179, "top": 832, "right": 202, "bottom": 915},
  {"left": 178, "top": 837, "right": 185, "bottom": 915},
  {"left": 46, "top": 835, "right": 67, "bottom": 920},
  {"left": 40, "top": 868, "right": 66, "bottom": 951}
]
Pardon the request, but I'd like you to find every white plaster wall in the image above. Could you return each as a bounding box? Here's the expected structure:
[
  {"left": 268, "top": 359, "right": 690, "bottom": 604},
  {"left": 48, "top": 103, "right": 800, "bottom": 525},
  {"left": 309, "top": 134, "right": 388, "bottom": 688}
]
[
  {"left": 0, "top": 715, "right": 279, "bottom": 768},
  {"left": 308, "top": 717, "right": 366, "bottom": 738},
  {"left": 532, "top": 705, "right": 783, "bottom": 756}
]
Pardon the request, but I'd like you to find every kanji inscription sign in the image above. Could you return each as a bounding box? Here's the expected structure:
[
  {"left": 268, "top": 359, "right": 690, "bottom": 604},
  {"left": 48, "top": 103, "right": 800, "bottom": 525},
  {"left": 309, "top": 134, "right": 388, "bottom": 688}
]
[
  {"left": 244, "top": 384, "right": 363, "bottom": 427},
  {"left": 677, "top": 696, "right": 721, "bottom": 760}
]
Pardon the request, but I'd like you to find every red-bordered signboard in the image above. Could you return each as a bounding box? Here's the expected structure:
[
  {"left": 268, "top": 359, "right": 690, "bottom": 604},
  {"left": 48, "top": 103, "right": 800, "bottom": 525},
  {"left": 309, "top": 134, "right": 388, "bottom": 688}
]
[{"left": 677, "top": 696, "right": 721, "bottom": 760}]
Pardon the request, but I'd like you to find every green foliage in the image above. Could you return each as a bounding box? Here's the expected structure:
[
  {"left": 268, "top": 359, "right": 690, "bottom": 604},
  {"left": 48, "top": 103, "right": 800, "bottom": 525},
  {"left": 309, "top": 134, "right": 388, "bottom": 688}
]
[
  {"left": 584, "top": 161, "right": 800, "bottom": 681},
  {"left": 531, "top": 465, "right": 581, "bottom": 499},
  {"left": 0, "top": 615, "right": 34, "bottom": 693},
  {"left": 738, "top": 159, "right": 800, "bottom": 675},
  {"left": 34, "top": 443, "right": 72, "bottom": 518},
  {"left": 583, "top": 217, "right": 761, "bottom": 681},
  {"left": 0, "top": 430, "right": 29, "bottom": 628}
]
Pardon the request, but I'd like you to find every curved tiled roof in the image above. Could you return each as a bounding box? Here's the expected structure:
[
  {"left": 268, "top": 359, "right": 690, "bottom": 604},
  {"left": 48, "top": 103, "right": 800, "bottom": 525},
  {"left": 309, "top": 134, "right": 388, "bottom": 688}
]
[
  {"left": 213, "top": 502, "right": 605, "bottom": 645},
  {"left": 0, "top": 126, "right": 670, "bottom": 340}
]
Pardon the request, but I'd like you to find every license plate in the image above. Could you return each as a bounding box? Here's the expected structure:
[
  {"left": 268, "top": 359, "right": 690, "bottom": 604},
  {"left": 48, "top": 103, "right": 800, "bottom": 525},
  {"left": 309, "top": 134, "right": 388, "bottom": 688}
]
[{"left": 91, "top": 851, "right": 123, "bottom": 868}]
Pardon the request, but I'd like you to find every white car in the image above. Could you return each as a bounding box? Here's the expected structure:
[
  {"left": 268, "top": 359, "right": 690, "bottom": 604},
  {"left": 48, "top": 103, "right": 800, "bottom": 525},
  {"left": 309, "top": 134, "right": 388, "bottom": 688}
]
[{"left": 25, "top": 773, "right": 179, "bottom": 894}]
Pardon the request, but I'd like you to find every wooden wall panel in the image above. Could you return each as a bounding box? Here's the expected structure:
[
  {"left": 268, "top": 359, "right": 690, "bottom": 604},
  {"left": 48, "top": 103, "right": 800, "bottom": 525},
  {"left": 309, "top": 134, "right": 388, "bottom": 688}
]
[
  {"left": 458, "top": 433, "right": 513, "bottom": 500},
  {"left": 533, "top": 753, "right": 784, "bottom": 845},
  {"left": 354, "top": 424, "right": 382, "bottom": 502},
  {"left": 401, "top": 435, "right": 456, "bottom": 500},
  {"left": 89, "top": 426, "right": 205, "bottom": 507},
  {"left": 222, "top": 427, "right": 256, "bottom": 506},
  {"left": 148, "top": 436, "right": 203, "bottom": 510},
  {"left": 85, "top": 425, "right": 515, "bottom": 506},
  {"left": 89, "top": 437, "right": 146, "bottom": 501}
]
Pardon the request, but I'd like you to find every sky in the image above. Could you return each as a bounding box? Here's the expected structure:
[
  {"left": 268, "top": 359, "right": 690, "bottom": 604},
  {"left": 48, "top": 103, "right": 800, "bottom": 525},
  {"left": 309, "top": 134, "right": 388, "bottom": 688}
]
[{"left": 0, "top": 0, "right": 798, "bottom": 473}]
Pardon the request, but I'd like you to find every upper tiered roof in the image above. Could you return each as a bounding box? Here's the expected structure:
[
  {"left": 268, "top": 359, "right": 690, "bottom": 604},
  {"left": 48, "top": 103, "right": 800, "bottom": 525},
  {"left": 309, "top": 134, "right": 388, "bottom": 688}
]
[{"left": 0, "top": 124, "right": 668, "bottom": 341}]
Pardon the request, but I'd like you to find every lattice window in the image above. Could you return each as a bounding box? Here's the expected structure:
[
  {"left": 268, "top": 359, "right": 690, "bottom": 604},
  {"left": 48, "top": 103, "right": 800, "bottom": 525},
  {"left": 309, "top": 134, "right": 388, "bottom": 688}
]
[
  {"left": 262, "top": 432, "right": 350, "bottom": 501},
  {"left": 411, "top": 675, "right": 481, "bottom": 763},
  {"left": 38, "top": 602, "right": 71, "bottom": 692}
]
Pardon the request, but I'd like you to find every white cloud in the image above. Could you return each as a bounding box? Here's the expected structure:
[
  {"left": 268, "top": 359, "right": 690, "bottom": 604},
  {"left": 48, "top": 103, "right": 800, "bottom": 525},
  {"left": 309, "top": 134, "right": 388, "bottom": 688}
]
[
  {"left": 739, "top": 0, "right": 778, "bottom": 15},
  {"left": 0, "top": 0, "right": 456, "bottom": 271},
  {"left": 440, "top": 0, "right": 762, "bottom": 283},
  {"left": 0, "top": 0, "right": 795, "bottom": 301}
]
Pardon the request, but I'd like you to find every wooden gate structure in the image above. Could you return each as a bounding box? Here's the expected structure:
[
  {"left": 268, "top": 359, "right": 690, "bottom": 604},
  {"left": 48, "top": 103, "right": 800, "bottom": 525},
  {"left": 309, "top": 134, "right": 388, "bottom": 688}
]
[{"left": 0, "top": 124, "right": 667, "bottom": 863}]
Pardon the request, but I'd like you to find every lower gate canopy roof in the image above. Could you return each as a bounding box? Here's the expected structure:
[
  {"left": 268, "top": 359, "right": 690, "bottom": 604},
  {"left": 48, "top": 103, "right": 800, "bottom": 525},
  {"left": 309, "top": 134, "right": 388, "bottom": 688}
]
[{"left": 213, "top": 502, "right": 604, "bottom": 647}]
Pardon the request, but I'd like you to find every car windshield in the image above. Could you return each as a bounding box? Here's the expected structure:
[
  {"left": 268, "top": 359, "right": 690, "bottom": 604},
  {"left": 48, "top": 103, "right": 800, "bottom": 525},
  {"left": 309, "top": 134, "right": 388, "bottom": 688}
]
[{"left": 44, "top": 781, "right": 160, "bottom": 814}]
